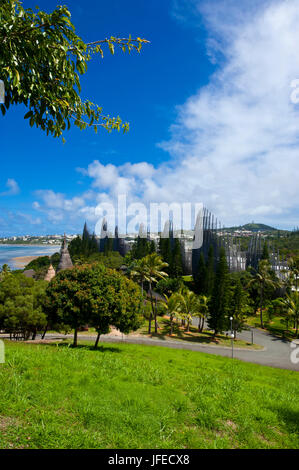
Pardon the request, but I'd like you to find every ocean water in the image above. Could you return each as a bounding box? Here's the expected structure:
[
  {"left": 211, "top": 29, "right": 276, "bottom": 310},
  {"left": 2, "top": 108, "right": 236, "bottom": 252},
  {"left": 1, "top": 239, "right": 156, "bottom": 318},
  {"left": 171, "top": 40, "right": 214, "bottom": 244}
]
[{"left": 0, "top": 245, "right": 61, "bottom": 270}]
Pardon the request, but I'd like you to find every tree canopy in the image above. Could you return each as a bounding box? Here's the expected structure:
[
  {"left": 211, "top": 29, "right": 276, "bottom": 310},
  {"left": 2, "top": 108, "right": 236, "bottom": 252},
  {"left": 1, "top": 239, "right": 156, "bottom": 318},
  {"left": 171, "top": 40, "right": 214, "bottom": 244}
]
[
  {"left": 45, "top": 263, "right": 143, "bottom": 347},
  {"left": 0, "top": 1, "right": 148, "bottom": 139},
  {"left": 0, "top": 273, "right": 47, "bottom": 339}
]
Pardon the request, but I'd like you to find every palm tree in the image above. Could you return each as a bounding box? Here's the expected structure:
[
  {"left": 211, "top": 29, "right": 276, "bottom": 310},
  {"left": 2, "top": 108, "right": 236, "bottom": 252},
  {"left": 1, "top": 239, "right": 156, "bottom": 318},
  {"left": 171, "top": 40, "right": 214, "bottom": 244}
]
[
  {"left": 160, "top": 293, "right": 180, "bottom": 335},
  {"left": 129, "top": 258, "right": 148, "bottom": 297},
  {"left": 142, "top": 253, "right": 168, "bottom": 333},
  {"left": 176, "top": 288, "right": 200, "bottom": 332},
  {"left": 281, "top": 292, "right": 299, "bottom": 337},
  {"left": 195, "top": 295, "right": 209, "bottom": 333},
  {"left": 247, "top": 260, "right": 278, "bottom": 328}
]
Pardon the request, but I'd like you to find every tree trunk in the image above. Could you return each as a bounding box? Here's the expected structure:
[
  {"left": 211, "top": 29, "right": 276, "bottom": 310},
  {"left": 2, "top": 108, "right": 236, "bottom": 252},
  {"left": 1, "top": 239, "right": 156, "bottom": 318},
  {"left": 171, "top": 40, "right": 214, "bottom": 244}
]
[
  {"left": 94, "top": 333, "right": 100, "bottom": 349},
  {"left": 154, "top": 297, "right": 158, "bottom": 333},
  {"left": 31, "top": 330, "right": 37, "bottom": 340},
  {"left": 170, "top": 316, "right": 173, "bottom": 335},
  {"left": 148, "top": 313, "right": 152, "bottom": 334},
  {"left": 148, "top": 282, "right": 155, "bottom": 334},
  {"left": 73, "top": 327, "right": 78, "bottom": 347},
  {"left": 41, "top": 324, "right": 48, "bottom": 340},
  {"left": 198, "top": 317, "right": 204, "bottom": 333}
]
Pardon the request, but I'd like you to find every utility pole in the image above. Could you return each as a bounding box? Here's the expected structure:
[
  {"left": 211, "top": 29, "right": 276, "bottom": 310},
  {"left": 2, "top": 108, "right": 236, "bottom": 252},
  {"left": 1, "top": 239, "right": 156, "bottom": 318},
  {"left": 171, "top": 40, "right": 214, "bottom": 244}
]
[{"left": 230, "top": 316, "right": 234, "bottom": 359}]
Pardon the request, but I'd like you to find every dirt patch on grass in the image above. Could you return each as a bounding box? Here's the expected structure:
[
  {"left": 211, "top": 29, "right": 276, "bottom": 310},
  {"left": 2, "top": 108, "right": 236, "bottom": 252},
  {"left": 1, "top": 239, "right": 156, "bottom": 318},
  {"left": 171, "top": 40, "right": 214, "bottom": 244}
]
[
  {"left": 225, "top": 420, "right": 237, "bottom": 431},
  {"left": 0, "top": 416, "right": 19, "bottom": 431},
  {"left": 25, "top": 339, "right": 64, "bottom": 344}
]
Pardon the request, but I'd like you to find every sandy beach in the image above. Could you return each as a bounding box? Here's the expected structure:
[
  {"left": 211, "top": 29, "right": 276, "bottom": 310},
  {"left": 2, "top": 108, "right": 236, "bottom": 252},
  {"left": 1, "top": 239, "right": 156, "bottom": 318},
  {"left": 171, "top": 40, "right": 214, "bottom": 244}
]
[{"left": 11, "top": 256, "right": 39, "bottom": 268}]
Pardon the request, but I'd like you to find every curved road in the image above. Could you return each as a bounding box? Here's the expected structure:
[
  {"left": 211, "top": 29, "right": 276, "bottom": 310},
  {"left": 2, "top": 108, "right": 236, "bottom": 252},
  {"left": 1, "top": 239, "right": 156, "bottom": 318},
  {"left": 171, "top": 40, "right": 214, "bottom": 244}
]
[{"left": 45, "top": 326, "right": 299, "bottom": 371}]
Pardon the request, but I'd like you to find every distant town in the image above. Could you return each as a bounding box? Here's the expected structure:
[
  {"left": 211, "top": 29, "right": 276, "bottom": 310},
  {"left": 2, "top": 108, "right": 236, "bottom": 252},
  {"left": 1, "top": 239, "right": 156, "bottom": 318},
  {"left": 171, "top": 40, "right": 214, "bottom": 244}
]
[
  {"left": 0, "top": 223, "right": 289, "bottom": 246},
  {"left": 0, "top": 234, "right": 76, "bottom": 245}
]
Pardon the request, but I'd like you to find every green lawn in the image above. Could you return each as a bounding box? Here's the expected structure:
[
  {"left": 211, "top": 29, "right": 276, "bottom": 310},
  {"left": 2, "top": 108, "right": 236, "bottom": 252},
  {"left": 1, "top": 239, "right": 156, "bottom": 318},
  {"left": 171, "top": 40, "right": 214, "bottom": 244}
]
[
  {"left": 138, "top": 316, "right": 262, "bottom": 349},
  {"left": 0, "top": 340, "right": 298, "bottom": 449},
  {"left": 246, "top": 313, "right": 298, "bottom": 341}
]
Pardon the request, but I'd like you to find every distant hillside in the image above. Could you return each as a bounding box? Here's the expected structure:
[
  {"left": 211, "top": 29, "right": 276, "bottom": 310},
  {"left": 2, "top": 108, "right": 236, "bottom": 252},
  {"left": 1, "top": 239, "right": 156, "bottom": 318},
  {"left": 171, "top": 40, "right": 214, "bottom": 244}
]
[
  {"left": 242, "top": 223, "right": 277, "bottom": 231},
  {"left": 227, "top": 223, "right": 278, "bottom": 232}
]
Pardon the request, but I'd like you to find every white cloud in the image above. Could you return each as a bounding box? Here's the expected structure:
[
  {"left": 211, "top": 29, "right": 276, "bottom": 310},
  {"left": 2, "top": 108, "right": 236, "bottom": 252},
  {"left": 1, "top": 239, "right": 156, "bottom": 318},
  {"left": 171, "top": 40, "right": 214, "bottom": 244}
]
[
  {"left": 156, "top": 0, "right": 299, "bottom": 226},
  {"left": 33, "top": 0, "right": 299, "bottom": 231},
  {"left": 0, "top": 178, "right": 20, "bottom": 196}
]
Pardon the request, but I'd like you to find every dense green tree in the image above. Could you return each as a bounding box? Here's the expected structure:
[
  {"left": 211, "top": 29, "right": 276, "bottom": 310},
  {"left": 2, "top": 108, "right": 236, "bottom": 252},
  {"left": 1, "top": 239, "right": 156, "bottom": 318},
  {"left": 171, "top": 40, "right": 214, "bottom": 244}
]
[
  {"left": 0, "top": 274, "right": 47, "bottom": 339},
  {"left": 46, "top": 264, "right": 142, "bottom": 347},
  {"left": 0, "top": 1, "right": 148, "bottom": 139},
  {"left": 208, "top": 248, "right": 230, "bottom": 335},
  {"left": 0, "top": 264, "right": 12, "bottom": 281}
]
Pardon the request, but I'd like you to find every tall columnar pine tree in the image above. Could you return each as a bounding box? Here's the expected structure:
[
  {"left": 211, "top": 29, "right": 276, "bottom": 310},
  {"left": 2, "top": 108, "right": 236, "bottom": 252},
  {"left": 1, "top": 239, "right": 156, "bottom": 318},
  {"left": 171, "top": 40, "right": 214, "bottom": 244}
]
[
  {"left": 82, "top": 222, "right": 91, "bottom": 256},
  {"left": 194, "top": 252, "right": 207, "bottom": 295},
  {"left": 205, "top": 245, "right": 215, "bottom": 297},
  {"left": 261, "top": 242, "right": 270, "bottom": 261},
  {"left": 131, "top": 237, "right": 153, "bottom": 260},
  {"left": 195, "top": 252, "right": 207, "bottom": 295},
  {"left": 158, "top": 237, "right": 172, "bottom": 270},
  {"left": 169, "top": 238, "right": 183, "bottom": 278},
  {"left": 230, "top": 278, "right": 249, "bottom": 338},
  {"left": 208, "top": 247, "right": 230, "bottom": 335}
]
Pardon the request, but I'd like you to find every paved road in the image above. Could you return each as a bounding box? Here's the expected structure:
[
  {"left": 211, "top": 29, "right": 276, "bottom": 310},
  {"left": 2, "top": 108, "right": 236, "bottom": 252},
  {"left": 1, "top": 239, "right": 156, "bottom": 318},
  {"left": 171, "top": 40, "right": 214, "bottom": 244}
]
[{"left": 44, "top": 326, "right": 299, "bottom": 371}]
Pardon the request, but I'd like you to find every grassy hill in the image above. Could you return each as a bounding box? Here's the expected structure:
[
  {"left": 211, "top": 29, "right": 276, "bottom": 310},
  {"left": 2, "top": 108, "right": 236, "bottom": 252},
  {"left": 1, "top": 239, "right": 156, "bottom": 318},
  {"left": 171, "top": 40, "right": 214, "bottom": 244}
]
[
  {"left": 242, "top": 223, "right": 277, "bottom": 231},
  {"left": 0, "top": 340, "right": 298, "bottom": 449},
  {"left": 227, "top": 223, "right": 278, "bottom": 232}
]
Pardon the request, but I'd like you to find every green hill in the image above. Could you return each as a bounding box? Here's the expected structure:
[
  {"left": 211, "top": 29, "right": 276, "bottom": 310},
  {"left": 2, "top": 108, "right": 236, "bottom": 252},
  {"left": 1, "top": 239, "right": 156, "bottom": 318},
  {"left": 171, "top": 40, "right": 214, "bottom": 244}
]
[
  {"left": 0, "top": 340, "right": 298, "bottom": 449},
  {"left": 227, "top": 223, "right": 278, "bottom": 232},
  {"left": 242, "top": 223, "right": 277, "bottom": 231}
]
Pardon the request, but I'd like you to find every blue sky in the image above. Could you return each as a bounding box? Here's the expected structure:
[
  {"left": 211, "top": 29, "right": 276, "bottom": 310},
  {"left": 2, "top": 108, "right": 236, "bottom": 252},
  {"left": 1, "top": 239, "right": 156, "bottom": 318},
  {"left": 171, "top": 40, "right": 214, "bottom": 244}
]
[{"left": 1, "top": 0, "right": 299, "bottom": 235}]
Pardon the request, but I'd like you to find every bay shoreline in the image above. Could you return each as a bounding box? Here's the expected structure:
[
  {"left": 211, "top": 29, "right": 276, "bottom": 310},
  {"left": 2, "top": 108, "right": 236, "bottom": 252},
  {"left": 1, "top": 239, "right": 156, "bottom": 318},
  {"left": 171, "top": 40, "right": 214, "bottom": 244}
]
[{"left": 11, "top": 255, "right": 40, "bottom": 269}]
